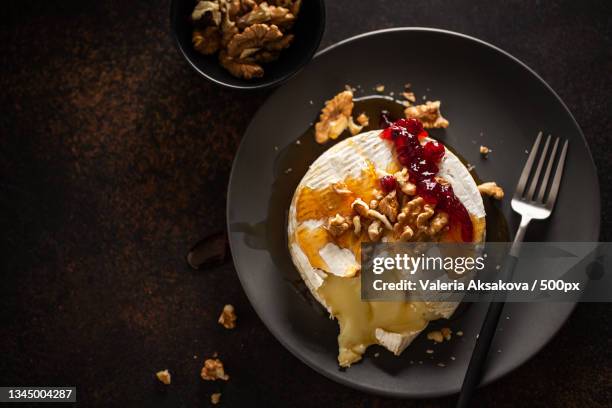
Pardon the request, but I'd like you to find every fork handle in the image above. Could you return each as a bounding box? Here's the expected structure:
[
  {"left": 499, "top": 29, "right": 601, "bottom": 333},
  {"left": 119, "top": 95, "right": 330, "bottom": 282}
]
[{"left": 456, "top": 255, "right": 518, "bottom": 408}]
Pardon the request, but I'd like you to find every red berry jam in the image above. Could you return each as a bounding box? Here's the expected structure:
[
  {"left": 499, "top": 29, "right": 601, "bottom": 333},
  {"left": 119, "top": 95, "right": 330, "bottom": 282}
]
[
  {"left": 380, "top": 118, "right": 473, "bottom": 242},
  {"left": 380, "top": 175, "right": 397, "bottom": 193}
]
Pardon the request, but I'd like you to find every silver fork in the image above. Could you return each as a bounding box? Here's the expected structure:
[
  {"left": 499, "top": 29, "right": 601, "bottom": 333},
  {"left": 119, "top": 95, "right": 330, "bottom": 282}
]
[{"left": 457, "top": 132, "right": 568, "bottom": 408}]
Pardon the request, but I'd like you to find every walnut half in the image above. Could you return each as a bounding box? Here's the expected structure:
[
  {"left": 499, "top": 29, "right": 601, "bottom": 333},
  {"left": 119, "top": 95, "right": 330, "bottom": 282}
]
[
  {"left": 227, "top": 24, "right": 286, "bottom": 58},
  {"left": 219, "top": 51, "right": 264, "bottom": 79},
  {"left": 405, "top": 101, "right": 449, "bottom": 128},
  {"left": 315, "top": 90, "right": 354, "bottom": 144}
]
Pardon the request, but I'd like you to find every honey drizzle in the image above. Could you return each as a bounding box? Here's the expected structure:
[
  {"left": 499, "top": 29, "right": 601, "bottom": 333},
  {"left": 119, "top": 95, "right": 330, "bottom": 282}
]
[{"left": 295, "top": 165, "right": 380, "bottom": 223}]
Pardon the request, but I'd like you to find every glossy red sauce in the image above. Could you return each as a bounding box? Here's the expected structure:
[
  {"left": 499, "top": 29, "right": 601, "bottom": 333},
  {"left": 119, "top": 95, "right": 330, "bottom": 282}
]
[{"left": 380, "top": 117, "right": 473, "bottom": 242}]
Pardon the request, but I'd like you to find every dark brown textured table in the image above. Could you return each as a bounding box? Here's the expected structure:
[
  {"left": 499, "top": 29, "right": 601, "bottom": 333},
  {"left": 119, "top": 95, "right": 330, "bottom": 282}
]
[{"left": 1, "top": 1, "right": 611, "bottom": 406}]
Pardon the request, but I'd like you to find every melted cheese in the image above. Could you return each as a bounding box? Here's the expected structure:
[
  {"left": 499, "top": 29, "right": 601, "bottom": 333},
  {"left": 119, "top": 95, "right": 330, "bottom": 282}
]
[{"left": 318, "top": 276, "right": 429, "bottom": 366}]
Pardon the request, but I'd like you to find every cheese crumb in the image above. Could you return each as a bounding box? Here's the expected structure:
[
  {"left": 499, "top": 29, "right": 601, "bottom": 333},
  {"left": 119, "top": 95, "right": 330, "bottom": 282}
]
[{"left": 156, "top": 369, "right": 171, "bottom": 385}]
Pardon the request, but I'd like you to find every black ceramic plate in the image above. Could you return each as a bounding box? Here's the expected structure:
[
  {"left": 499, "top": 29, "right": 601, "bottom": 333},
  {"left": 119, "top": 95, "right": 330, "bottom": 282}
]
[{"left": 227, "top": 28, "right": 600, "bottom": 397}]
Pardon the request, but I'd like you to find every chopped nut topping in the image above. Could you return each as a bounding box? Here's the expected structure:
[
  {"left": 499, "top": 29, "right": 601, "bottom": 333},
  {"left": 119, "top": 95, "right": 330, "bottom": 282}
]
[
  {"left": 394, "top": 168, "right": 417, "bottom": 196},
  {"left": 201, "top": 358, "right": 230, "bottom": 381},
  {"left": 416, "top": 203, "right": 435, "bottom": 231},
  {"left": 397, "top": 225, "right": 414, "bottom": 241},
  {"left": 326, "top": 214, "right": 350, "bottom": 236},
  {"left": 480, "top": 145, "right": 491, "bottom": 156},
  {"left": 435, "top": 176, "right": 450, "bottom": 186},
  {"left": 211, "top": 393, "right": 222, "bottom": 405},
  {"left": 347, "top": 116, "right": 364, "bottom": 135},
  {"left": 356, "top": 112, "right": 369, "bottom": 127},
  {"left": 478, "top": 182, "right": 504, "bottom": 200},
  {"left": 404, "top": 101, "right": 449, "bottom": 128},
  {"left": 403, "top": 196, "right": 425, "bottom": 221},
  {"left": 427, "top": 212, "right": 449, "bottom": 235},
  {"left": 367, "top": 209, "right": 393, "bottom": 230},
  {"left": 315, "top": 90, "right": 354, "bottom": 144},
  {"left": 352, "top": 215, "right": 361, "bottom": 236},
  {"left": 368, "top": 220, "right": 383, "bottom": 241},
  {"left": 156, "top": 369, "right": 171, "bottom": 385},
  {"left": 351, "top": 198, "right": 370, "bottom": 217},
  {"left": 218, "top": 304, "right": 237, "bottom": 329},
  {"left": 378, "top": 190, "right": 399, "bottom": 222},
  {"left": 392, "top": 195, "right": 449, "bottom": 241},
  {"left": 427, "top": 331, "right": 444, "bottom": 343}
]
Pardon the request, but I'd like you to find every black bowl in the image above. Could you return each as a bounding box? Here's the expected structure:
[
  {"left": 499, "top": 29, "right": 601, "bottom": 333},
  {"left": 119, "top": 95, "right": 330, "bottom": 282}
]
[{"left": 170, "top": 0, "right": 326, "bottom": 90}]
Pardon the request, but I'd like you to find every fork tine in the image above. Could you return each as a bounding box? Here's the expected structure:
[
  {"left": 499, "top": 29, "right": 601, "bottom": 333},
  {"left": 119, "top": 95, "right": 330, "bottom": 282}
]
[
  {"left": 546, "top": 140, "right": 568, "bottom": 209},
  {"left": 536, "top": 137, "right": 559, "bottom": 202},
  {"left": 515, "top": 132, "right": 542, "bottom": 197},
  {"left": 526, "top": 134, "right": 551, "bottom": 201}
]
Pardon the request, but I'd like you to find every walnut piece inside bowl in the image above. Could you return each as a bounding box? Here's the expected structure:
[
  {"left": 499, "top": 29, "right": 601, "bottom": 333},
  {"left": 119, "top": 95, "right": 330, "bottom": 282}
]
[{"left": 190, "top": 0, "right": 301, "bottom": 79}]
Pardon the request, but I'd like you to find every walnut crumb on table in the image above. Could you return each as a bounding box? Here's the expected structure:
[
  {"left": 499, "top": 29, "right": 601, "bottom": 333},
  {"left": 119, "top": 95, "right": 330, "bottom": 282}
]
[
  {"left": 218, "top": 304, "right": 237, "bottom": 329},
  {"left": 211, "top": 393, "right": 222, "bottom": 405},
  {"left": 156, "top": 369, "right": 171, "bottom": 385},
  {"left": 201, "top": 358, "right": 230, "bottom": 381},
  {"left": 375, "top": 84, "right": 385, "bottom": 92}
]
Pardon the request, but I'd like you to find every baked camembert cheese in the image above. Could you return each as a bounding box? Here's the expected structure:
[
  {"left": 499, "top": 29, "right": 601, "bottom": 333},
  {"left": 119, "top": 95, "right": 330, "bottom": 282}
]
[{"left": 288, "top": 117, "right": 486, "bottom": 367}]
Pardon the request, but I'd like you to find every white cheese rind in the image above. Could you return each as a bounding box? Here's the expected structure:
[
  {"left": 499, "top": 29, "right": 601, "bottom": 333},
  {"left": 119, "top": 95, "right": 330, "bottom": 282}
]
[{"left": 288, "top": 130, "right": 485, "bottom": 359}]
